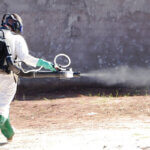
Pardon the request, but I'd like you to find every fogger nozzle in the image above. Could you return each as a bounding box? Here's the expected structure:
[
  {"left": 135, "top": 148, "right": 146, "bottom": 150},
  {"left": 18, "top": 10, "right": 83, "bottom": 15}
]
[{"left": 73, "top": 72, "right": 80, "bottom": 77}]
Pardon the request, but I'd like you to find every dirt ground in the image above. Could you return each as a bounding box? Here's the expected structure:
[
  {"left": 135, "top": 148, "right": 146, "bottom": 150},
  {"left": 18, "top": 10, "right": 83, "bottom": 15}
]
[{"left": 0, "top": 94, "right": 150, "bottom": 150}]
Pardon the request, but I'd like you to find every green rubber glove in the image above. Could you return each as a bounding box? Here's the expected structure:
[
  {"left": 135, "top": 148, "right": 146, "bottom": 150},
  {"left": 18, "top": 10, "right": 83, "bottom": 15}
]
[{"left": 36, "top": 59, "right": 56, "bottom": 72}]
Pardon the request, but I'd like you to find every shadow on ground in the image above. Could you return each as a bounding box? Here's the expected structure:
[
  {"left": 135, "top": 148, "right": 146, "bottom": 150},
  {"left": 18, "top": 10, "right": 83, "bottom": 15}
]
[
  {"left": 16, "top": 82, "right": 150, "bottom": 100},
  {"left": 0, "top": 142, "right": 8, "bottom": 146}
]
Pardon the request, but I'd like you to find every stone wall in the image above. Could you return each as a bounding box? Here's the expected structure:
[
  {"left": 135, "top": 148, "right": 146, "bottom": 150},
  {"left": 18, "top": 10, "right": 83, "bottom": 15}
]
[{"left": 0, "top": 0, "right": 150, "bottom": 87}]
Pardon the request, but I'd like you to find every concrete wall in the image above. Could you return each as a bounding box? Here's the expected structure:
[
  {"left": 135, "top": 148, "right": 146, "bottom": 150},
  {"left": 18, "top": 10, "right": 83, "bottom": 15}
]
[{"left": 0, "top": 0, "right": 150, "bottom": 86}]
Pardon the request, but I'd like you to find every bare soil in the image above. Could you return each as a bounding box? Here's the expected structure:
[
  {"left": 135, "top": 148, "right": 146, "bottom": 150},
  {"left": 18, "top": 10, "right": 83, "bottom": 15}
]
[
  {"left": 11, "top": 95, "right": 150, "bottom": 129},
  {"left": 0, "top": 95, "right": 150, "bottom": 150}
]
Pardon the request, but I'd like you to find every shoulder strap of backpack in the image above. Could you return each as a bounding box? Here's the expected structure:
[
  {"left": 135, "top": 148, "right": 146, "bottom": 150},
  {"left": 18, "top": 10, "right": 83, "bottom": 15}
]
[
  {"left": 0, "top": 29, "right": 11, "bottom": 56},
  {"left": 0, "top": 29, "right": 5, "bottom": 40}
]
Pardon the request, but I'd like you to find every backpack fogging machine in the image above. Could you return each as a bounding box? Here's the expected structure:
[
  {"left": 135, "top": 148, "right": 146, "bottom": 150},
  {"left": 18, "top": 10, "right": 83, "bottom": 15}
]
[{"left": 7, "top": 54, "right": 80, "bottom": 79}]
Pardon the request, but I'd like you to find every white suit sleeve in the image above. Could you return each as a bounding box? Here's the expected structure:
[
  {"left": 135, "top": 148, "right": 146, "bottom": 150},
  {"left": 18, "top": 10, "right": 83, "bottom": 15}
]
[{"left": 15, "top": 35, "right": 39, "bottom": 67}]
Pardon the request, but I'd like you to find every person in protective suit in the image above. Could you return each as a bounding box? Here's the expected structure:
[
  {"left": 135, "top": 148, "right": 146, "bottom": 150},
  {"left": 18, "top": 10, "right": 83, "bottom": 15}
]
[{"left": 0, "top": 13, "right": 56, "bottom": 142}]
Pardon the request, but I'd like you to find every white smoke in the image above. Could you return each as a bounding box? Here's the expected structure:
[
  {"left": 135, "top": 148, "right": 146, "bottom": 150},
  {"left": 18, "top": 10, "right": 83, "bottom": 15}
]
[{"left": 81, "top": 66, "right": 150, "bottom": 86}]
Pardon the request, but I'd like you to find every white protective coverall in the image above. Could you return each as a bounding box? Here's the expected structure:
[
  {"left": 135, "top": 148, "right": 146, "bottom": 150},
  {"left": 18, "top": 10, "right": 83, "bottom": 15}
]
[{"left": 0, "top": 29, "right": 39, "bottom": 118}]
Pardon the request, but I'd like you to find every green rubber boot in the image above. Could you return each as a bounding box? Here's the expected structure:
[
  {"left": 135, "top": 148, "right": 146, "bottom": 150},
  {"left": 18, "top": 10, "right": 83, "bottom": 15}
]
[
  {"left": 0, "top": 115, "right": 15, "bottom": 141},
  {"left": 0, "top": 115, "right": 6, "bottom": 127}
]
